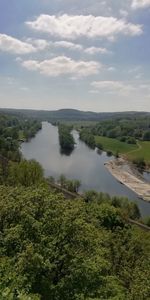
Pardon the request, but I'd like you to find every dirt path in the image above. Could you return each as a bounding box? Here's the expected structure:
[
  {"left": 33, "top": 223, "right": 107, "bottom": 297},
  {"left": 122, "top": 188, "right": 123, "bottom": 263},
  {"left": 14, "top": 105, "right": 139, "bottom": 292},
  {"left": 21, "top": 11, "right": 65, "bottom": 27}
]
[
  {"left": 125, "top": 141, "right": 142, "bottom": 156},
  {"left": 105, "top": 158, "right": 150, "bottom": 202}
]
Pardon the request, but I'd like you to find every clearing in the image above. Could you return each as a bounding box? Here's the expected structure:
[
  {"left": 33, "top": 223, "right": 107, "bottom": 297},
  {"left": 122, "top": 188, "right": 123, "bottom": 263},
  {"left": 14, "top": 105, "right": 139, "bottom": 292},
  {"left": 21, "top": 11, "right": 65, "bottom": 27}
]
[{"left": 95, "top": 136, "right": 138, "bottom": 155}]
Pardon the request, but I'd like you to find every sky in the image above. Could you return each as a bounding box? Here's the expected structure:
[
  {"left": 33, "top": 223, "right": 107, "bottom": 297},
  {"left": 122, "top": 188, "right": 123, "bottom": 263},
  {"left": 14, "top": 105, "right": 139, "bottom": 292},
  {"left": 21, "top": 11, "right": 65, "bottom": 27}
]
[{"left": 0, "top": 0, "right": 150, "bottom": 112}]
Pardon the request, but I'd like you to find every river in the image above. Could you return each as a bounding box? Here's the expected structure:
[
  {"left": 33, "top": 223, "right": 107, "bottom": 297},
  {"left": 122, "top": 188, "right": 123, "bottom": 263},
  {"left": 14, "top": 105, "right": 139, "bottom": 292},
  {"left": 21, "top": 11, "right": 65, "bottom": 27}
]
[{"left": 21, "top": 122, "right": 150, "bottom": 217}]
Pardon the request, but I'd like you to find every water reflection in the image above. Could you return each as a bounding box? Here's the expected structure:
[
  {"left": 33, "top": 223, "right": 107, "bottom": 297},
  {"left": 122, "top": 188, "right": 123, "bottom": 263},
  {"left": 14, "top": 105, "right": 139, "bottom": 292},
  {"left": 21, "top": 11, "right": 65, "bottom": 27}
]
[{"left": 59, "top": 148, "right": 75, "bottom": 156}]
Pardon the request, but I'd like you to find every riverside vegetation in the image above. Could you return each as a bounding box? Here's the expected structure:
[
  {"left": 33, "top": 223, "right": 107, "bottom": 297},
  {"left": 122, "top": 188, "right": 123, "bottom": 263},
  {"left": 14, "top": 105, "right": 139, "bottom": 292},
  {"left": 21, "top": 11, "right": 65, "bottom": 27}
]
[
  {"left": 78, "top": 115, "right": 150, "bottom": 168},
  {"left": 58, "top": 124, "right": 75, "bottom": 154},
  {"left": 0, "top": 113, "right": 41, "bottom": 161},
  {"left": 0, "top": 113, "right": 150, "bottom": 299}
]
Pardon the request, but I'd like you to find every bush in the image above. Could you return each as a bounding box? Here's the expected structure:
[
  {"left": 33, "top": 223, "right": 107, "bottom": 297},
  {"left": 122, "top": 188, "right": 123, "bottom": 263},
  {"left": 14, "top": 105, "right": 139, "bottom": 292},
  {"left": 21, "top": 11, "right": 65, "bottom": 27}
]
[{"left": 132, "top": 157, "right": 146, "bottom": 169}]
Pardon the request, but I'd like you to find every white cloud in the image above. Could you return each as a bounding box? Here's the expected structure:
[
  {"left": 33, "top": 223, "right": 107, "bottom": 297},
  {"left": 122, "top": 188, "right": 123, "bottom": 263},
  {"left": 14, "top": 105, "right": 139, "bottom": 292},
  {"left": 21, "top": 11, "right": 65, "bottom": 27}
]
[
  {"left": 51, "top": 41, "right": 110, "bottom": 56},
  {"left": 131, "top": 0, "right": 150, "bottom": 9},
  {"left": 21, "top": 56, "right": 101, "bottom": 77},
  {"left": 53, "top": 40, "right": 83, "bottom": 51},
  {"left": 25, "top": 38, "right": 110, "bottom": 55},
  {"left": 91, "top": 80, "right": 150, "bottom": 97},
  {"left": 25, "top": 38, "right": 49, "bottom": 50},
  {"left": 84, "top": 46, "right": 110, "bottom": 55},
  {"left": 107, "top": 67, "right": 116, "bottom": 72},
  {"left": 0, "top": 34, "right": 36, "bottom": 54},
  {"left": 26, "top": 14, "right": 142, "bottom": 40},
  {"left": 91, "top": 80, "right": 136, "bottom": 95},
  {"left": 119, "top": 9, "right": 129, "bottom": 17}
]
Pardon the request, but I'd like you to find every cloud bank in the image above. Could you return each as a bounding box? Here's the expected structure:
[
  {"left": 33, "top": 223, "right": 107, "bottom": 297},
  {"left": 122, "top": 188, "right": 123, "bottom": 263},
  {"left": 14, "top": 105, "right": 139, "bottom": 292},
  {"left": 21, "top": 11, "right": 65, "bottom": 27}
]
[
  {"left": 21, "top": 56, "right": 101, "bottom": 77},
  {"left": 91, "top": 80, "right": 136, "bottom": 95},
  {"left": 132, "top": 0, "right": 150, "bottom": 9},
  {"left": 0, "top": 34, "right": 36, "bottom": 54},
  {"left": 26, "top": 14, "right": 143, "bottom": 40}
]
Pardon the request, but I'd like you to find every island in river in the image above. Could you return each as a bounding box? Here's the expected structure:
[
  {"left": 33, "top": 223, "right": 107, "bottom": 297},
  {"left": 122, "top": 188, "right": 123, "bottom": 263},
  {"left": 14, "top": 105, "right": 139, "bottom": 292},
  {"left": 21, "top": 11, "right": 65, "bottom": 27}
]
[{"left": 21, "top": 121, "right": 150, "bottom": 217}]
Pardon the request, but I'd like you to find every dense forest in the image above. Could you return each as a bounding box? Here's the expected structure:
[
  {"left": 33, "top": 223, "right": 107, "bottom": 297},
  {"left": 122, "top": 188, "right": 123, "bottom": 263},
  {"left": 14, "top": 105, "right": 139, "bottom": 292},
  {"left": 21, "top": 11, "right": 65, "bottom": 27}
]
[
  {"left": 0, "top": 113, "right": 41, "bottom": 161},
  {"left": 58, "top": 124, "right": 75, "bottom": 153},
  {"left": 91, "top": 116, "right": 150, "bottom": 142},
  {"left": 1, "top": 161, "right": 150, "bottom": 299},
  {"left": 0, "top": 113, "right": 150, "bottom": 299},
  {"left": 79, "top": 128, "right": 96, "bottom": 149}
]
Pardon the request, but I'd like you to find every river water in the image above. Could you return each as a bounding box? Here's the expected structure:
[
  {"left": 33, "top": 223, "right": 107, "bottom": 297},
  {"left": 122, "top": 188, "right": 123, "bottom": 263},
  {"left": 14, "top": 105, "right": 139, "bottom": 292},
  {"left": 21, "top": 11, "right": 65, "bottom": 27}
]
[{"left": 21, "top": 122, "right": 150, "bottom": 217}]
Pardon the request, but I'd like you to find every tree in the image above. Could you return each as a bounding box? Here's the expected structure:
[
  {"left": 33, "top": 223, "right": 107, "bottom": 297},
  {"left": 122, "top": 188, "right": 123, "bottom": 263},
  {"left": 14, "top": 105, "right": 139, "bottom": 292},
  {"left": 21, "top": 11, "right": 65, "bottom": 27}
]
[
  {"left": 58, "top": 124, "right": 75, "bottom": 153},
  {"left": 58, "top": 174, "right": 67, "bottom": 187},
  {"left": 7, "top": 159, "right": 43, "bottom": 186},
  {"left": 143, "top": 130, "right": 150, "bottom": 141},
  {"left": 48, "top": 176, "right": 55, "bottom": 184},
  {"left": 79, "top": 129, "right": 96, "bottom": 149},
  {"left": 0, "top": 185, "right": 128, "bottom": 300},
  {"left": 72, "top": 179, "right": 81, "bottom": 193}
]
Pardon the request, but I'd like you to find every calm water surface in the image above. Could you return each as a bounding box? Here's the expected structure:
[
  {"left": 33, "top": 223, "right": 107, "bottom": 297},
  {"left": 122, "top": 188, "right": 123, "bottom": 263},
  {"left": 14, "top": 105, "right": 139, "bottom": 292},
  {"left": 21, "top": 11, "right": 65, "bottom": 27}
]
[{"left": 21, "top": 122, "right": 150, "bottom": 217}]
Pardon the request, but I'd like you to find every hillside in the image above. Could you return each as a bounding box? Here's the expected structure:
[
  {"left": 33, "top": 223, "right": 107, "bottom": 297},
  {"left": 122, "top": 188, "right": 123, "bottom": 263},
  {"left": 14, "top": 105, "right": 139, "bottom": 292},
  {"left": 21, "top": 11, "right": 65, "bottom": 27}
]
[{"left": 0, "top": 108, "right": 149, "bottom": 122}]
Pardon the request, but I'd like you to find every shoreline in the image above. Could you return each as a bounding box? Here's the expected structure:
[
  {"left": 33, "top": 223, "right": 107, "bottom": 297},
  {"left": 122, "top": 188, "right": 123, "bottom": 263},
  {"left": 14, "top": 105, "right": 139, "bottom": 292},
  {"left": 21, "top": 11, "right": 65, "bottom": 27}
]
[{"left": 105, "top": 158, "right": 150, "bottom": 202}]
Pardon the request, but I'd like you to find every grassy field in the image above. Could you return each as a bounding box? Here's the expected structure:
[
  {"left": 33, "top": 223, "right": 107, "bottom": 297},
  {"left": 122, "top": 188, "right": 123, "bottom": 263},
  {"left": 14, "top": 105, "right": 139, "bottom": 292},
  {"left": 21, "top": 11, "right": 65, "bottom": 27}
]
[
  {"left": 127, "top": 141, "right": 150, "bottom": 164},
  {"left": 95, "top": 136, "right": 138, "bottom": 155},
  {"left": 95, "top": 136, "right": 150, "bottom": 165}
]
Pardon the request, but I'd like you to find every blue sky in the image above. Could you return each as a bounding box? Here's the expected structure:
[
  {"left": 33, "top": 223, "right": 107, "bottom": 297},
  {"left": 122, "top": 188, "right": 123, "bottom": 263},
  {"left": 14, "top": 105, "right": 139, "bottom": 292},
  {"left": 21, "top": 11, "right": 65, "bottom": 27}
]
[{"left": 0, "top": 0, "right": 150, "bottom": 112}]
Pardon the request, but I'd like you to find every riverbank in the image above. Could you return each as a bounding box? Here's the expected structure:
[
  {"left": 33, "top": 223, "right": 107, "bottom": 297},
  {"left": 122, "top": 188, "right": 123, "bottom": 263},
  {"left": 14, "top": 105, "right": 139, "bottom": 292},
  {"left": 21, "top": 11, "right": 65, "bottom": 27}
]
[{"left": 105, "top": 158, "right": 150, "bottom": 202}]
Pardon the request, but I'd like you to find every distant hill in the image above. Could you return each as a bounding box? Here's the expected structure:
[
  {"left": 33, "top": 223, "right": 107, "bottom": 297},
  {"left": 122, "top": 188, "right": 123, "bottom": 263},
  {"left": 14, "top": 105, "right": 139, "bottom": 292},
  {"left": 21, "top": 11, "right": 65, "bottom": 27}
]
[{"left": 0, "top": 108, "right": 149, "bottom": 122}]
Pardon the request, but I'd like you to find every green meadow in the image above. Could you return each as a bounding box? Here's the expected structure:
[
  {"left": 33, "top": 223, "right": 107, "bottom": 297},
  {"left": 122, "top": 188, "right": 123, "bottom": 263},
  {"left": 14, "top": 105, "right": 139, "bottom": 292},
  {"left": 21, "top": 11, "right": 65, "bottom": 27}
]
[
  {"left": 95, "top": 136, "right": 138, "bottom": 155},
  {"left": 127, "top": 141, "right": 150, "bottom": 164},
  {"left": 95, "top": 136, "right": 150, "bottom": 165}
]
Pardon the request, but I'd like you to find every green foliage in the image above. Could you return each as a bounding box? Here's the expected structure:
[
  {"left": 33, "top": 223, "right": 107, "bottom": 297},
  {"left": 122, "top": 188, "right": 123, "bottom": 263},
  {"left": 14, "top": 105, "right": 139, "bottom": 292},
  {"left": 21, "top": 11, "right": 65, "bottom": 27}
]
[
  {"left": 126, "top": 137, "right": 136, "bottom": 144},
  {"left": 7, "top": 159, "right": 44, "bottom": 186},
  {"left": 108, "top": 227, "right": 150, "bottom": 300},
  {"left": 48, "top": 175, "right": 55, "bottom": 184},
  {"left": 58, "top": 174, "right": 67, "bottom": 187},
  {"left": 128, "top": 141, "right": 150, "bottom": 165},
  {"left": 0, "top": 112, "right": 150, "bottom": 299},
  {"left": 143, "top": 216, "right": 150, "bottom": 227},
  {"left": 111, "top": 196, "right": 141, "bottom": 220},
  {"left": 84, "top": 190, "right": 100, "bottom": 203},
  {"left": 58, "top": 174, "right": 81, "bottom": 192},
  {"left": 132, "top": 157, "right": 146, "bottom": 169},
  {"left": 84, "top": 191, "right": 141, "bottom": 221},
  {"left": 58, "top": 124, "right": 75, "bottom": 153},
  {"left": 92, "top": 115, "right": 150, "bottom": 142},
  {"left": 80, "top": 128, "right": 95, "bottom": 149},
  {"left": 0, "top": 185, "right": 149, "bottom": 299},
  {"left": 143, "top": 130, "right": 150, "bottom": 141},
  {"left": 95, "top": 136, "right": 137, "bottom": 155},
  {"left": 92, "top": 203, "right": 126, "bottom": 230},
  {"left": 0, "top": 185, "right": 123, "bottom": 299},
  {"left": 0, "top": 113, "right": 41, "bottom": 162}
]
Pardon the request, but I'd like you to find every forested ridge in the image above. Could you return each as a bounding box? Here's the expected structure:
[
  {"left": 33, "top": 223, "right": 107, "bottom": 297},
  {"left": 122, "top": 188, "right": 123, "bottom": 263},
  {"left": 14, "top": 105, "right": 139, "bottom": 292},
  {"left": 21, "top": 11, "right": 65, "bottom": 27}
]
[
  {"left": 1, "top": 108, "right": 149, "bottom": 122},
  {"left": 0, "top": 113, "right": 150, "bottom": 299}
]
